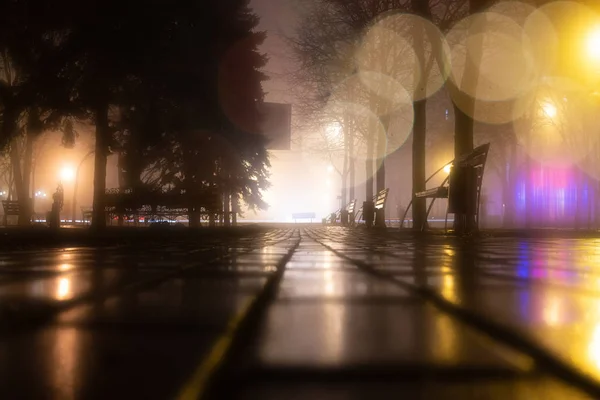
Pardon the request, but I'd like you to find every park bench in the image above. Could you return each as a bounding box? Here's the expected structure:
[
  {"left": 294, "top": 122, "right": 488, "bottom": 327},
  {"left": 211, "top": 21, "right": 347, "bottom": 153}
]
[
  {"left": 401, "top": 143, "right": 490, "bottom": 232},
  {"left": 103, "top": 187, "right": 223, "bottom": 226},
  {"left": 346, "top": 199, "right": 357, "bottom": 225},
  {"left": 292, "top": 212, "right": 316, "bottom": 222},
  {"left": 326, "top": 209, "right": 340, "bottom": 224},
  {"left": 2, "top": 200, "right": 21, "bottom": 225},
  {"left": 355, "top": 189, "right": 389, "bottom": 226},
  {"left": 323, "top": 199, "right": 356, "bottom": 225}
]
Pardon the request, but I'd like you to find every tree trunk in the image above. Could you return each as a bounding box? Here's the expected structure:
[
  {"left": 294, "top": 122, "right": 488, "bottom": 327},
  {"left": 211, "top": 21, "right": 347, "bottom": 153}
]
[
  {"left": 349, "top": 156, "right": 355, "bottom": 202},
  {"left": 575, "top": 168, "right": 582, "bottom": 230},
  {"left": 503, "top": 138, "right": 518, "bottom": 227},
  {"left": 375, "top": 117, "right": 388, "bottom": 227},
  {"left": 365, "top": 134, "right": 374, "bottom": 201},
  {"left": 451, "top": 11, "right": 484, "bottom": 234},
  {"left": 231, "top": 191, "right": 238, "bottom": 226},
  {"left": 92, "top": 102, "right": 110, "bottom": 230},
  {"left": 411, "top": 0, "right": 429, "bottom": 232},
  {"left": 349, "top": 129, "right": 356, "bottom": 203},
  {"left": 341, "top": 123, "right": 349, "bottom": 210},
  {"left": 10, "top": 138, "right": 30, "bottom": 226},
  {"left": 525, "top": 151, "right": 533, "bottom": 229},
  {"left": 189, "top": 207, "right": 201, "bottom": 228},
  {"left": 21, "top": 132, "right": 34, "bottom": 224},
  {"left": 224, "top": 191, "right": 231, "bottom": 227},
  {"left": 412, "top": 99, "right": 427, "bottom": 231},
  {"left": 375, "top": 119, "right": 387, "bottom": 194}
]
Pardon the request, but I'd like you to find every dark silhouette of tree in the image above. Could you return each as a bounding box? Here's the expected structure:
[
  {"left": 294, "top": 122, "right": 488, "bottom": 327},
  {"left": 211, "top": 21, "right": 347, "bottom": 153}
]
[
  {"left": 0, "top": 0, "right": 79, "bottom": 224},
  {"left": 72, "top": 0, "right": 269, "bottom": 227},
  {"left": 57, "top": 0, "right": 269, "bottom": 229}
]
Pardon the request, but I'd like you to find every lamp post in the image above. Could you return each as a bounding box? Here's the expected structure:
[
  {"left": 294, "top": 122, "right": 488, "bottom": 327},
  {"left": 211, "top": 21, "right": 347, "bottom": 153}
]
[{"left": 71, "top": 150, "right": 94, "bottom": 225}]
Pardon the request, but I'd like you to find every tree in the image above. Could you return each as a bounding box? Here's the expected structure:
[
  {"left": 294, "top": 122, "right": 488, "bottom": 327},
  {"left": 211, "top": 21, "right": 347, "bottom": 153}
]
[
  {"left": 0, "top": 0, "right": 76, "bottom": 224},
  {"left": 291, "top": 0, "right": 466, "bottom": 229},
  {"left": 96, "top": 0, "right": 270, "bottom": 227}
]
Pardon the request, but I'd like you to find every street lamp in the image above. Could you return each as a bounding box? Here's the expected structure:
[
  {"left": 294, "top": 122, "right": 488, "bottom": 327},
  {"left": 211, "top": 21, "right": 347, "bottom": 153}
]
[
  {"left": 59, "top": 165, "right": 75, "bottom": 182},
  {"left": 542, "top": 101, "right": 557, "bottom": 119},
  {"left": 587, "top": 25, "right": 600, "bottom": 62}
]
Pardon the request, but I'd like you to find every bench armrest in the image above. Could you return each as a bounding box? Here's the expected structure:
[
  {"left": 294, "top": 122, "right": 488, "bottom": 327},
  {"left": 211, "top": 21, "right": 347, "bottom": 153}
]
[{"left": 416, "top": 186, "right": 449, "bottom": 198}]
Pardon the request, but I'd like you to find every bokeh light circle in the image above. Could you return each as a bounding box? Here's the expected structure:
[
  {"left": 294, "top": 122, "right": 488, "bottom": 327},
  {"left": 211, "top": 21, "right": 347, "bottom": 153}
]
[
  {"left": 447, "top": 11, "right": 538, "bottom": 104},
  {"left": 355, "top": 13, "right": 451, "bottom": 102}
]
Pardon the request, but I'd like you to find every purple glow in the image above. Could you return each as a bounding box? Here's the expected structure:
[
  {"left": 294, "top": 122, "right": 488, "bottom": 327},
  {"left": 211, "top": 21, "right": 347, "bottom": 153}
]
[{"left": 514, "top": 162, "right": 595, "bottom": 227}]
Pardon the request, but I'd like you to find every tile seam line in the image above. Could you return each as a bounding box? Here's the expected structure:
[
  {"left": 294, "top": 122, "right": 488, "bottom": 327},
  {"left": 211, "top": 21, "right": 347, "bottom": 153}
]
[
  {"left": 176, "top": 229, "right": 301, "bottom": 400},
  {"left": 305, "top": 230, "right": 600, "bottom": 399}
]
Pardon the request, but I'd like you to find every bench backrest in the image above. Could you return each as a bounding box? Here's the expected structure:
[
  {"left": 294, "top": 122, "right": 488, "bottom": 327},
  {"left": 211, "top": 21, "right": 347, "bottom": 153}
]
[
  {"left": 2, "top": 201, "right": 20, "bottom": 215},
  {"left": 292, "top": 212, "right": 316, "bottom": 219},
  {"left": 346, "top": 199, "right": 356, "bottom": 214},
  {"left": 448, "top": 143, "right": 490, "bottom": 215},
  {"left": 454, "top": 143, "right": 490, "bottom": 169},
  {"left": 375, "top": 189, "right": 389, "bottom": 210},
  {"left": 451, "top": 143, "right": 490, "bottom": 189}
]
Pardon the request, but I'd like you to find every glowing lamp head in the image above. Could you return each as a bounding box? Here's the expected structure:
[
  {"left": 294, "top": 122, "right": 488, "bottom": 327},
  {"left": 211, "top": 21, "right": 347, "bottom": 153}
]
[
  {"left": 443, "top": 164, "right": 452, "bottom": 174},
  {"left": 59, "top": 165, "right": 75, "bottom": 182},
  {"left": 587, "top": 26, "right": 600, "bottom": 62},
  {"left": 542, "top": 102, "right": 557, "bottom": 119}
]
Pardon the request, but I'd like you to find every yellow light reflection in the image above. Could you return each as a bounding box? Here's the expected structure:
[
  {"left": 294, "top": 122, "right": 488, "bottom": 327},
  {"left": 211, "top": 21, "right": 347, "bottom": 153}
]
[
  {"left": 324, "top": 266, "right": 335, "bottom": 296},
  {"left": 588, "top": 325, "right": 600, "bottom": 372},
  {"left": 323, "top": 304, "right": 345, "bottom": 363},
  {"left": 56, "top": 278, "right": 71, "bottom": 300},
  {"left": 542, "top": 295, "right": 562, "bottom": 327},
  {"left": 442, "top": 273, "right": 458, "bottom": 304},
  {"left": 443, "top": 247, "right": 455, "bottom": 257},
  {"left": 432, "top": 314, "right": 457, "bottom": 363},
  {"left": 53, "top": 327, "right": 79, "bottom": 399},
  {"left": 58, "top": 264, "right": 73, "bottom": 271}
]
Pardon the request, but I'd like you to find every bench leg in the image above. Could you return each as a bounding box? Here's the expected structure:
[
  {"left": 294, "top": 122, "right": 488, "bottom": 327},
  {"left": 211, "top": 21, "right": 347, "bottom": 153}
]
[{"left": 400, "top": 200, "right": 413, "bottom": 229}]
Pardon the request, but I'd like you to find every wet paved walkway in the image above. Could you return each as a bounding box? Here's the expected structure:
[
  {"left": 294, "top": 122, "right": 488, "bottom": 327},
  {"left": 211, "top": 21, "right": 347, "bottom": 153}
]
[{"left": 1, "top": 227, "right": 600, "bottom": 398}]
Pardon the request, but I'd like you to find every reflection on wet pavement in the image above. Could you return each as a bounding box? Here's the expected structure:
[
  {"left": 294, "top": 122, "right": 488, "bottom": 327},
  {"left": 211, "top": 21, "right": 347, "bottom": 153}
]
[
  {"left": 295, "top": 227, "right": 600, "bottom": 398},
  {"left": 1, "top": 227, "right": 599, "bottom": 399},
  {"left": 0, "top": 229, "right": 298, "bottom": 399}
]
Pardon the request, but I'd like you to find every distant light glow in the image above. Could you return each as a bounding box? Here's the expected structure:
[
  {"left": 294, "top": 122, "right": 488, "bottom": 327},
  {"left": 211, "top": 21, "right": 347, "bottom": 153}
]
[
  {"left": 443, "top": 164, "right": 451, "bottom": 174},
  {"left": 542, "top": 101, "right": 557, "bottom": 119},
  {"left": 514, "top": 164, "right": 590, "bottom": 227},
  {"left": 325, "top": 122, "right": 343, "bottom": 142},
  {"left": 59, "top": 166, "right": 75, "bottom": 182},
  {"left": 58, "top": 263, "right": 73, "bottom": 271}
]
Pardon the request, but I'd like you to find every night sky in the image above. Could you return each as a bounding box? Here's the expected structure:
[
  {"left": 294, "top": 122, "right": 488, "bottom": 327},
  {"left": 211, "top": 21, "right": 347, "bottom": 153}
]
[{"left": 250, "top": 0, "right": 298, "bottom": 104}]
